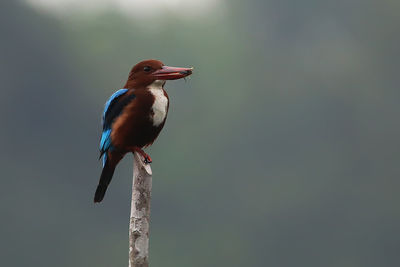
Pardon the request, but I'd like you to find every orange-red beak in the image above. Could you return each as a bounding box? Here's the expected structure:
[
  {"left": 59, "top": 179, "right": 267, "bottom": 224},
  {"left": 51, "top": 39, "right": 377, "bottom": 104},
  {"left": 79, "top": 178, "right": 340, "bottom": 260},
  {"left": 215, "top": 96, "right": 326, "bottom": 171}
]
[{"left": 152, "top": 66, "right": 193, "bottom": 80}]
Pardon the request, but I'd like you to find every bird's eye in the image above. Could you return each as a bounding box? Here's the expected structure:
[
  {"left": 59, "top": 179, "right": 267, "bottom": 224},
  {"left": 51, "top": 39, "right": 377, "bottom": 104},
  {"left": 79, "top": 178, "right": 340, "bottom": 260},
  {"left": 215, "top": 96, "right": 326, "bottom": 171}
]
[{"left": 143, "top": 66, "right": 151, "bottom": 72}]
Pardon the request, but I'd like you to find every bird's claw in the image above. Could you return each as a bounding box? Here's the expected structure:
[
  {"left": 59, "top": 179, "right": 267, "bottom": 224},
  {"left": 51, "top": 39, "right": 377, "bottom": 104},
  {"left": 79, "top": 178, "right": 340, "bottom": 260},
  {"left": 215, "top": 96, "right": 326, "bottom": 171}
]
[
  {"left": 128, "top": 146, "right": 152, "bottom": 164},
  {"left": 144, "top": 156, "right": 152, "bottom": 164}
]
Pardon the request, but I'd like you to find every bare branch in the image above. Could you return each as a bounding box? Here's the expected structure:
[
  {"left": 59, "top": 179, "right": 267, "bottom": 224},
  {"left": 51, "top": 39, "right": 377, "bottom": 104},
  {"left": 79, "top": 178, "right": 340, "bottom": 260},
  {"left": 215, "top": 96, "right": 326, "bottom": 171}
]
[{"left": 129, "top": 152, "right": 152, "bottom": 267}]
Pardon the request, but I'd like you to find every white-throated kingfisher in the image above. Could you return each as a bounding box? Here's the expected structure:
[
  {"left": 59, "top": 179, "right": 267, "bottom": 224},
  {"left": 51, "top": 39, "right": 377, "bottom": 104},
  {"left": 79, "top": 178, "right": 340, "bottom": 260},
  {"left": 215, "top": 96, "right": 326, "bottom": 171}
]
[{"left": 94, "top": 59, "right": 193, "bottom": 203}]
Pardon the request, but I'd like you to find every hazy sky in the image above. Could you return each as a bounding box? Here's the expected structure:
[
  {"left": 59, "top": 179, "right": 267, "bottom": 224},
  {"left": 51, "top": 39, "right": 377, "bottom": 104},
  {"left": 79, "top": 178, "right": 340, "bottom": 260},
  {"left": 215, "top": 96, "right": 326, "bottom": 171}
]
[{"left": 25, "top": 0, "right": 224, "bottom": 18}]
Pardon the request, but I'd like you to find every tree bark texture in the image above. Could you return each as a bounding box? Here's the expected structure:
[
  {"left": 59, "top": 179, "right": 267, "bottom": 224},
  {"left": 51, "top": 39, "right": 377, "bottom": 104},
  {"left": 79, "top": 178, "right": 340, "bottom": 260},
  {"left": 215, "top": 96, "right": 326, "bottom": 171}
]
[{"left": 129, "top": 152, "right": 152, "bottom": 267}]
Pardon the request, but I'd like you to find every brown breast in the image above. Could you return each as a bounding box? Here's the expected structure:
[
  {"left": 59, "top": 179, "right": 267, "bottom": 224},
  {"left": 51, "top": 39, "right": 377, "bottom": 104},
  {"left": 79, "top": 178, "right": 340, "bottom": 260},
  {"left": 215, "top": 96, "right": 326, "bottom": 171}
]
[{"left": 110, "top": 87, "right": 169, "bottom": 149}]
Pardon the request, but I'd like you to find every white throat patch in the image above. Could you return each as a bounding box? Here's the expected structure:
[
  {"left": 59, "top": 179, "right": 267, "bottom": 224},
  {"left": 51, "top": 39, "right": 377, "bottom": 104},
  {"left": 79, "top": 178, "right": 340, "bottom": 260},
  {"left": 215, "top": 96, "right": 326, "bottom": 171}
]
[{"left": 148, "top": 80, "right": 168, "bottom": 126}]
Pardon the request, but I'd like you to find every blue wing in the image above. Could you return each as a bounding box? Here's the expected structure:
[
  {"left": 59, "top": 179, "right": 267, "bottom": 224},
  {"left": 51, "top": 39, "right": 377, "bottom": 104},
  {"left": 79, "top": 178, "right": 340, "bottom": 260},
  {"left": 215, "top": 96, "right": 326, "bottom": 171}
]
[
  {"left": 100, "top": 128, "right": 112, "bottom": 166},
  {"left": 102, "top": 89, "right": 128, "bottom": 124},
  {"left": 99, "top": 89, "right": 136, "bottom": 166}
]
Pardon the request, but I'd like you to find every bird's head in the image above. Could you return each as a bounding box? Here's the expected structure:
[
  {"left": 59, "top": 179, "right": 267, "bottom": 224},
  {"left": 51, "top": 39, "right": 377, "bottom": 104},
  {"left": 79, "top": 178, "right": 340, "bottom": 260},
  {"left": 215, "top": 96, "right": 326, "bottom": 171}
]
[{"left": 124, "top": 59, "right": 193, "bottom": 89}]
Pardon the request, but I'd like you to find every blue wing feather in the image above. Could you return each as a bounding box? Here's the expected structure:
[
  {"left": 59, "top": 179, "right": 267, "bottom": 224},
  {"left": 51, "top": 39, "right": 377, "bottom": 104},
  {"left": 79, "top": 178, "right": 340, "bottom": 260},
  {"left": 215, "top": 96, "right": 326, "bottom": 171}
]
[
  {"left": 99, "top": 89, "right": 132, "bottom": 166},
  {"left": 102, "top": 89, "right": 128, "bottom": 123},
  {"left": 100, "top": 128, "right": 112, "bottom": 153}
]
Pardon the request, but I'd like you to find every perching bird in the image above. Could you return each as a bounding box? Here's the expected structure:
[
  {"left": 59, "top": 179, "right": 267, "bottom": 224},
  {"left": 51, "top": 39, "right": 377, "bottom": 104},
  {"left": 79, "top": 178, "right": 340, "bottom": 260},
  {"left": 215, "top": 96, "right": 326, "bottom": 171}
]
[{"left": 94, "top": 59, "right": 193, "bottom": 203}]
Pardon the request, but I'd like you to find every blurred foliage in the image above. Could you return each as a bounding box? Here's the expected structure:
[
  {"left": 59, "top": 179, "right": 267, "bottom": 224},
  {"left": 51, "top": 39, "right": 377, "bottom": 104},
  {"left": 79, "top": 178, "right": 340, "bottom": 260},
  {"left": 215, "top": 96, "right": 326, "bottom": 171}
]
[{"left": 1, "top": 0, "right": 400, "bottom": 266}]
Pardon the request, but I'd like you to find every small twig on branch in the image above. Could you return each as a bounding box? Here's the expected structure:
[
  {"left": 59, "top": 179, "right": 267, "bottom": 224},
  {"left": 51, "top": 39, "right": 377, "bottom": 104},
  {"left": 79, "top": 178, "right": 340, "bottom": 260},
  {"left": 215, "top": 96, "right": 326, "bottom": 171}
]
[{"left": 129, "top": 152, "right": 152, "bottom": 267}]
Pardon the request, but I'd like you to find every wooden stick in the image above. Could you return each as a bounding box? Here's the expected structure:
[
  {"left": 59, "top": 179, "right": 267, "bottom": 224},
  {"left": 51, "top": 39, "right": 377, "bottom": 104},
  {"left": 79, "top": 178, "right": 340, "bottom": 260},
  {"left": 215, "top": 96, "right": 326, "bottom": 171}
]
[{"left": 129, "top": 152, "right": 153, "bottom": 267}]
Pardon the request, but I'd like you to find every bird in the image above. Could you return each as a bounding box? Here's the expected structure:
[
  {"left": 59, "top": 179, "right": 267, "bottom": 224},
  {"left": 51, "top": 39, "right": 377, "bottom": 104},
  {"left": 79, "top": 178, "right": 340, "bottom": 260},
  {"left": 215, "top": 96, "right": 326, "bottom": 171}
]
[{"left": 94, "top": 59, "right": 193, "bottom": 203}]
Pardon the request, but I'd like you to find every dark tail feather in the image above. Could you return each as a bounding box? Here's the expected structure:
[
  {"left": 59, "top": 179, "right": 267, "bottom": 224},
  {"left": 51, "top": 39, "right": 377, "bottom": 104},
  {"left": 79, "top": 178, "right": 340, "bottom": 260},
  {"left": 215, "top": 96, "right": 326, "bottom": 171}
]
[{"left": 94, "top": 161, "right": 116, "bottom": 203}]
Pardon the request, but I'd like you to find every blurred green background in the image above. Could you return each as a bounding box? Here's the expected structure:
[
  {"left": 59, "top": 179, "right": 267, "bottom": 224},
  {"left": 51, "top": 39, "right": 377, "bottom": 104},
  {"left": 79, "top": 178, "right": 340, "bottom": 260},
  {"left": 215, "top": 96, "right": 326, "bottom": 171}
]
[{"left": 1, "top": 0, "right": 399, "bottom": 266}]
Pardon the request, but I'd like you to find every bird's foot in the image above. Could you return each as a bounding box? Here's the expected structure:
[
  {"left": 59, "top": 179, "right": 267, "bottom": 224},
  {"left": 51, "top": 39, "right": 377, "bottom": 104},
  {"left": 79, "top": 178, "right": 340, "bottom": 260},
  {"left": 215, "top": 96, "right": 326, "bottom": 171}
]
[
  {"left": 128, "top": 147, "right": 152, "bottom": 164},
  {"left": 143, "top": 155, "right": 152, "bottom": 164}
]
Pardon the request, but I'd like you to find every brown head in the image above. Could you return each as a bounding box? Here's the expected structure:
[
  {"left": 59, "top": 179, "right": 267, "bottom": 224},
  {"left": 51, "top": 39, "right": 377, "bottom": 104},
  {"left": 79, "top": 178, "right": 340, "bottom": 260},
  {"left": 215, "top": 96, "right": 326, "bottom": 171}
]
[{"left": 124, "top": 59, "right": 193, "bottom": 89}]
